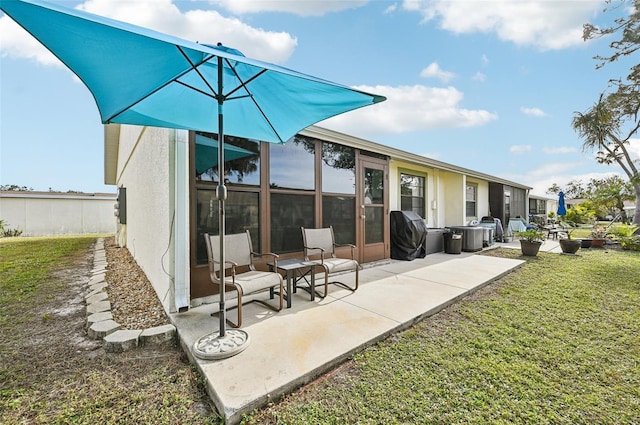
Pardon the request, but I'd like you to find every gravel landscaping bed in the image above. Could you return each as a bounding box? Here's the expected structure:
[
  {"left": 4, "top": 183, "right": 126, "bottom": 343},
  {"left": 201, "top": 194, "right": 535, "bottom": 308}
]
[{"left": 104, "top": 236, "right": 171, "bottom": 330}]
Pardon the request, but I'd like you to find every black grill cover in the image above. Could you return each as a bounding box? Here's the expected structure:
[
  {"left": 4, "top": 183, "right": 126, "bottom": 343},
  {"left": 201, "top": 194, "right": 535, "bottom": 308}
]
[{"left": 390, "top": 210, "right": 427, "bottom": 260}]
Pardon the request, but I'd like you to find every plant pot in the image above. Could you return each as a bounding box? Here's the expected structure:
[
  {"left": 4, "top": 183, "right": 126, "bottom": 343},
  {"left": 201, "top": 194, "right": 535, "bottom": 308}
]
[
  {"left": 591, "top": 238, "right": 605, "bottom": 248},
  {"left": 519, "top": 240, "right": 542, "bottom": 256},
  {"left": 559, "top": 238, "right": 581, "bottom": 254},
  {"left": 580, "top": 238, "right": 592, "bottom": 249}
]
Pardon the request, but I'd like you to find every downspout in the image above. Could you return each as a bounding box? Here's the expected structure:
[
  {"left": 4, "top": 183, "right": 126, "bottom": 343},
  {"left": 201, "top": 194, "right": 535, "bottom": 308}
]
[
  {"left": 172, "top": 129, "right": 190, "bottom": 312},
  {"left": 433, "top": 169, "right": 439, "bottom": 228}
]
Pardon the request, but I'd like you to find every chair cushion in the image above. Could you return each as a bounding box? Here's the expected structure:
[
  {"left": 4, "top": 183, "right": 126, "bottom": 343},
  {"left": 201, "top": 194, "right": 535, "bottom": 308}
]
[
  {"left": 231, "top": 270, "right": 281, "bottom": 294},
  {"left": 313, "top": 258, "right": 358, "bottom": 274}
]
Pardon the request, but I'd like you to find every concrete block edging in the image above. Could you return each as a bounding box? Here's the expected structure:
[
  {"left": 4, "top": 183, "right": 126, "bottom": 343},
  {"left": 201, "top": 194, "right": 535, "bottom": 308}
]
[{"left": 85, "top": 238, "right": 176, "bottom": 353}]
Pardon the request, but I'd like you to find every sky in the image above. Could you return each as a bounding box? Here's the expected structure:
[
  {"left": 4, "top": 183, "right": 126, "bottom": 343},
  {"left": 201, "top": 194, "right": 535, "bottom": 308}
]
[{"left": 2, "top": 0, "right": 640, "bottom": 197}]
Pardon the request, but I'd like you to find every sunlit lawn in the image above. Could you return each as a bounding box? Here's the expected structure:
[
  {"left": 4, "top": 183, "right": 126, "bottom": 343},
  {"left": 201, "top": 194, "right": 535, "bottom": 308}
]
[
  {"left": 245, "top": 248, "right": 640, "bottom": 424},
  {"left": 0, "top": 236, "right": 215, "bottom": 424},
  {"left": 2, "top": 237, "right": 639, "bottom": 424}
]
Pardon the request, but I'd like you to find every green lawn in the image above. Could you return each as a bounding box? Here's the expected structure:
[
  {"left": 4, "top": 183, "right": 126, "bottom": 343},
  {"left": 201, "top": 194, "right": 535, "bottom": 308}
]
[
  {"left": 0, "top": 236, "right": 216, "bottom": 424},
  {"left": 0, "top": 235, "right": 98, "bottom": 324},
  {"left": 1, "top": 237, "right": 639, "bottom": 424},
  {"left": 244, "top": 248, "right": 640, "bottom": 424}
]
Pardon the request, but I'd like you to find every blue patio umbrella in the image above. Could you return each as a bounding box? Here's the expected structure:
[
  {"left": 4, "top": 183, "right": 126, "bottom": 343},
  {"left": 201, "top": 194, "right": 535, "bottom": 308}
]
[
  {"left": 1, "top": 0, "right": 386, "bottom": 359},
  {"left": 557, "top": 191, "right": 567, "bottom": 217}
]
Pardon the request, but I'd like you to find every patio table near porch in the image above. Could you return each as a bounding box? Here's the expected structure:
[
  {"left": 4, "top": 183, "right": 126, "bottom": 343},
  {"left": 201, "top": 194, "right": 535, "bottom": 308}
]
[{"left": 268, "top": 259, "right": 316, "bottom": 308}]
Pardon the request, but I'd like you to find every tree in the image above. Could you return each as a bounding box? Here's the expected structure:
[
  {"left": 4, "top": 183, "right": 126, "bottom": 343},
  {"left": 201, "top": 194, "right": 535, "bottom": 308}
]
[
  {"left": 578, "top": 2, "right": 640, "bottom": 226},
  {"left": 546, "top": 183, "right": 562, "bottom": 195},
  {"left": 546, "top": 179, "right": 587, "bottom": 199},
  {"left": 547, "top": 176, "right": 634, "bottom": 221},
  {"left": 0, "top": 184, "right": 34, "bottom": 191},
  {"left": 587, "top": 175, "right": 635, "bottom": 221}
]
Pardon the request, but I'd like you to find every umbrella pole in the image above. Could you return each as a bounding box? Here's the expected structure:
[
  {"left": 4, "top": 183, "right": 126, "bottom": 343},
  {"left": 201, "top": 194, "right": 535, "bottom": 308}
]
[
  {"left": 218, "top": 94, "right": 227, "bottom": 338},
  {"left": 192, "top": 54, "right": 250, "bottom": 360}
]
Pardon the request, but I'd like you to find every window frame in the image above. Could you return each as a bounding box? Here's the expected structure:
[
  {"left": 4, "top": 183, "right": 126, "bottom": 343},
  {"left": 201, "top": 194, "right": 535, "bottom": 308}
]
[
  {"left": 465, "top": 183, "right": 478, "bottom": 219},
  {"left": 398, "top": 169, "right": 427, "bottom": 219},
  {"left": 529, "top": 199, "right": 546, "bottom": 215}
]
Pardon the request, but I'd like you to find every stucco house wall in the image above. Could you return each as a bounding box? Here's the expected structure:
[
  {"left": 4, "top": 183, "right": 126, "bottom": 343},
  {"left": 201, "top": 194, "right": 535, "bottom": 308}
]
[
  {"left": 105, "top": 123, "right": 530, "bottom": 313},
  {"left": 388, "top": 160, "right": 432, "bottom": 220},
  {"left": 467, "top": 177, "right": 490, "bottom": 221},
  {"left": 441, "top": 171, "right": 464, "bottom": 226},
  {"left": 0, "top": 191, "right": 116, "bottom": 236},
  {"left": 108, "top": 125, "right": 187, "bottom": 313}
]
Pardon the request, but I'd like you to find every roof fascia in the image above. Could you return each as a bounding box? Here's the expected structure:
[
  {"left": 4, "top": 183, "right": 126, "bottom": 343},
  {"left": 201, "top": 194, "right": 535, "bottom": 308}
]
[
  {"left": 104, "top": 124, "right": 120, "bottom": 185},
  {"left": 301, "top": 125, "right": 532, "bottom": 190}
]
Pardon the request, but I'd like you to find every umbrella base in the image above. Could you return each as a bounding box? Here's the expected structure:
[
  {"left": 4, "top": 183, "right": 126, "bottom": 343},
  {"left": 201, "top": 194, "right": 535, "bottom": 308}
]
[{"left": 192, "top": 329, "right": 250, "bottom": 360}]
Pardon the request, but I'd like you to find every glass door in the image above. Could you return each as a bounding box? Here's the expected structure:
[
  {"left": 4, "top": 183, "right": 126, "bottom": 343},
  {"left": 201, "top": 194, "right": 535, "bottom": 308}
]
[{"left": 359, "top": 159, "right": 389, "bottom": 263}]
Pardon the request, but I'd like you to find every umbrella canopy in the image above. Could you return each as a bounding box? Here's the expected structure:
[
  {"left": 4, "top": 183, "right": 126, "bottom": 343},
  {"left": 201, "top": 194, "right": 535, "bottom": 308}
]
[
  {"left": 0, "top": 0, "right": 385, "bottom": 143},
  {"left": 1, "top": 0, "right": 386, "bottom": 359},
  {"left": 195, "top": 134, "right": 255, "bottom": 175},
  {"left": 557, "top": 191, "right": 567, "bottom": 217}
]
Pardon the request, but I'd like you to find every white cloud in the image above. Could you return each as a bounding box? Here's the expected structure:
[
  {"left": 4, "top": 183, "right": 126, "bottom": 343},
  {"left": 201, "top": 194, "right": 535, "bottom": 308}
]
[
  {"left": 521, "top": 106, "right": 548, "bottom": 117},
  {"left": 320, "top": 84, "right": 498, "bottom": 138},
  {"left": 542, "top": 146, "right": 578, "bottom": 154},
  {"left": 0, "top": 0, "right": 298, "bottom": 66},
  {"left": 211, "top": 0, "right": 368, "bottom": 16},
  {"left": 628, "top": 138, "right": 640, "bottom": 161},
  {"left": 402, "top": 0, "right": 602, "bottom": 50},
  {"left": 472, "top": 72, "right": 487, "bottom": 82},
  {"left": 0, "top": 14, "right": 60, "bottom": 66},
  {"left": 481, "top": 54, "right": 489, "bottom": 66},
  {"left": 528, "top": 170, "right": 622, "bottom": 197},
  {"left": 510, "top": 145, "right": 533, "bottom": 154},
  {"left": 506, "top": 159, "right": 628, "bottom": 197},
  {"left": 420, "top": 62, "right": 455, "bottom": 83},
  {"left": 384, "top": 3, "right": 399, "bottom": 14}
]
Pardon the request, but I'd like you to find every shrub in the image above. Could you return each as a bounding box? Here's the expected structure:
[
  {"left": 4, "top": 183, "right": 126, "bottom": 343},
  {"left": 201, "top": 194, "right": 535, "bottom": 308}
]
[
  {"left": 2, "top": 228, "right": 23, "bottom": 237},
  {"left": 0, "top": 219, "right": 23, "bottom": 237},
  {"left": 515, "top": 229, "right": 546, "bottom": 243},
  {"left": 611, "top": 224, "right": 639, "bottom": 238},
  {"left": 619, "top": 236, "right": 640, "bottom": 251},
  {"left": 564, "top": 204, "right": 595, "bottom": 224}
]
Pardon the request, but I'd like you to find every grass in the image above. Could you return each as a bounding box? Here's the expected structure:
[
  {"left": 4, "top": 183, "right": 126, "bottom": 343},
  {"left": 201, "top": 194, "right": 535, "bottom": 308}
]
[
  {"left": 0, "top": 236, "right": 218, "bottom": 424},
  {"left": 0, "top": 235, "right": 97, "bottom": 325},
  {"left": 244, "top": 248, "right": 640, "bottom": 424},
  {"left": 1, "top": 237, "right": 639, "bottom": 424},
  {"left": 563, "top": 221, "right": 624, "bottom": 239}
]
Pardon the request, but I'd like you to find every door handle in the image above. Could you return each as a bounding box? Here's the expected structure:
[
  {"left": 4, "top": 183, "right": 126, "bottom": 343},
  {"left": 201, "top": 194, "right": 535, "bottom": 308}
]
[{"left": 361, "top": 215, "right": 366, "bottom": 219}]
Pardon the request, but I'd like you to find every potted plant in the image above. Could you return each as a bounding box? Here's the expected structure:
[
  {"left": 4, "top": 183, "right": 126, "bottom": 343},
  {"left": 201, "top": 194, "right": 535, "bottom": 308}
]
[
  {"left": 515, "top": 229, "right": 546, "bottom": 256},
  {"left": 558, "top": 225, "right": 581, "bottom": 254},
  {"left": 590, "top": 226, "right": 607, "bottom": 248},
  {"left": 580, "top": 238, "right": 593, "bottom": 249}
]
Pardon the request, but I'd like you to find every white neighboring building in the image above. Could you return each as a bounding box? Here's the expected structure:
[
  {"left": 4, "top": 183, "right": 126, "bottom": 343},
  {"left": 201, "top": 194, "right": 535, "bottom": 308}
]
[
  {"left": 529, "top": 194, "right": 557, "bottom": 222},
  {"left": 0, "top": 191, "right": 117, "bottom": 236}
]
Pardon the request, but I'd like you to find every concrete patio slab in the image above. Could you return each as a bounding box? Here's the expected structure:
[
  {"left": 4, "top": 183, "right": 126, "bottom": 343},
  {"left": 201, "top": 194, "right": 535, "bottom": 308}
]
[
  {"left": 402, "top": 255, "right": 523, "bottom": 289},
  {"left": 333, "top": 274, "right": 467, "bottom": 324},
  {"left": 170, "top": 246, "right": 532, "bottom": 424}
]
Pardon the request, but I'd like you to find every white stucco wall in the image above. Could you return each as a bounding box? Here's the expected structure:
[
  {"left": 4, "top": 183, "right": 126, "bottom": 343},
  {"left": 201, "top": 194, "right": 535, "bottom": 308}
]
[
  {"left": 441, "top": 171, "right": 464, "bottom": 226},
  {"left": 388, "top": 160, "right": 493, "bottom": 228},
  {"left": 389, "top": 160, "right": 440, "bottom": 227},
  {"left": 0, "top": 192, "right": 117, "bottom": 236},
  {"left": 466, "top": 178, "right": 490, "bottom": 221},
  {"left": 114, "top": 125, "right": 180, "bottom": 313}
]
